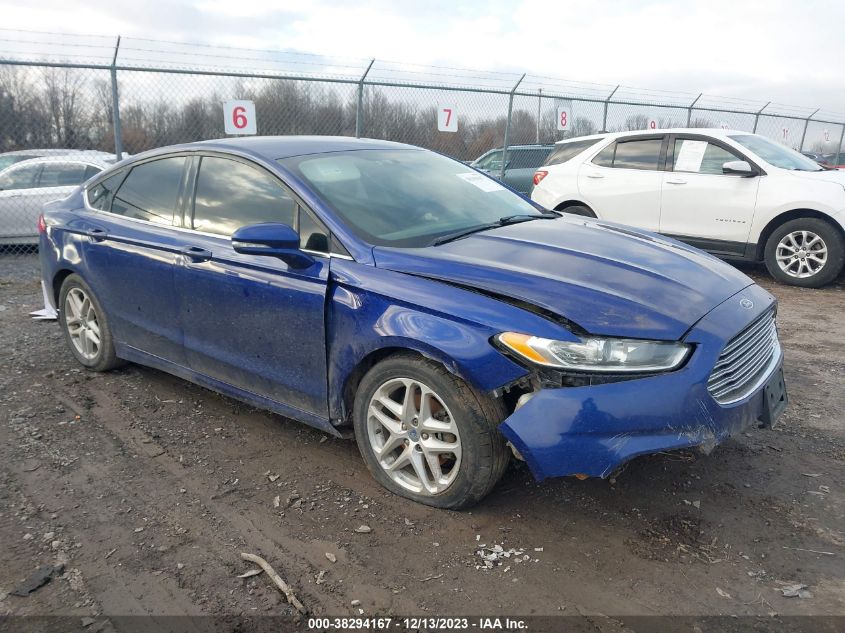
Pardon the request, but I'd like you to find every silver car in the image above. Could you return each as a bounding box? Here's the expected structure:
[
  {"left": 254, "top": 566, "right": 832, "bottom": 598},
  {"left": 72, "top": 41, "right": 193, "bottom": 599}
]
[{"left": 0, "top": 155, "right": 115, "bottom": 244}]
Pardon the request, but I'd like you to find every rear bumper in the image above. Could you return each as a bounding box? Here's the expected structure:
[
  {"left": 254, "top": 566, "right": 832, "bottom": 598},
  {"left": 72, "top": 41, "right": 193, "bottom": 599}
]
[{"left": 499, "top": 284, "right": 781, "bottom": 481}]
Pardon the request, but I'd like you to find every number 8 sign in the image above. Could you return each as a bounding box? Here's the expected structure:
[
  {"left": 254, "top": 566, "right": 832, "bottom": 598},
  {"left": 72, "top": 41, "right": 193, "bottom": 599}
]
[
  {"left": 224, "top": 100, "right": 257, "bottom": 135},
  {"left": 556, "top": 106, "right": 570, "bottom": 131}
]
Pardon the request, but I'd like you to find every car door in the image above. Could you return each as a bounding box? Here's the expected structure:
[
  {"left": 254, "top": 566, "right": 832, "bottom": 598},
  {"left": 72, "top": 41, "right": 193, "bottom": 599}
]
[
  {"left": 80, "top": 155, "right": 189, "bottom": 364},
  {"left": 173, "top": 154, "right": 331, "bottom": 418},
  {"left": 0, "top": 162, "right": 44, "bottom": 241},
  {"left": 659, "top": 135, "right": 760, "bottom": 255},
  {"left": 577, "top": 135, "right": 666, "bottom": 231}
]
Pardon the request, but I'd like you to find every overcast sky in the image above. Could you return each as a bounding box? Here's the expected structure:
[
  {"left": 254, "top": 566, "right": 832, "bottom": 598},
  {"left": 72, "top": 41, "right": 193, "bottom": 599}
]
[{"left": 1, "top": 0, "right": 843, "bottom": 115}]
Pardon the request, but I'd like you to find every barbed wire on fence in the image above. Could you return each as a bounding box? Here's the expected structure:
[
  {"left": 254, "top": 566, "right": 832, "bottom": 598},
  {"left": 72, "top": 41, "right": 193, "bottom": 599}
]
[{"left": 1, "top": 28, "right": 844, "bottom": 255}]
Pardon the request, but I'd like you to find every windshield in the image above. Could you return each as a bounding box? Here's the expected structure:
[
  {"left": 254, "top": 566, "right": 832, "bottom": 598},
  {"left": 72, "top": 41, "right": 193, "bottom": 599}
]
[
  {"left": 279, "top": 149, "right": 545, "bottom": 247},
  {"left": 729, "top": 134, "right": 823, "bottom": 171}
]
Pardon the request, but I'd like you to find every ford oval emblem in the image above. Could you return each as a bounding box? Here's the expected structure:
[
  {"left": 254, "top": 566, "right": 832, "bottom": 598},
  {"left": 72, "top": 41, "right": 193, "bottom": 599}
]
[{"left": 740, "top": 298, "right": 754, "bottom": 309}]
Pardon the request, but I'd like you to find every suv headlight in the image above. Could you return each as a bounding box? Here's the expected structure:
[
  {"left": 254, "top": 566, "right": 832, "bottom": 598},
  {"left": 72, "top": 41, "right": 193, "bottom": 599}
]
[{"left": 496, "top": 332, "right": 691, "bottom": 373}]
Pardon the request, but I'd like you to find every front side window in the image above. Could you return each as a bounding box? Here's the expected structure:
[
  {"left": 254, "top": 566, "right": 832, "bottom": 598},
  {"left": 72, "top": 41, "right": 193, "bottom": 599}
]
[
  {"left": 279, "top": 149, "right": 545, "bottom": 248},
  {"left": 672, "top": 139, "right": 741, "bottom": 175},
  {"left": 0, "top": 163, "right": 41, "bottom": 191},
  {"left": 112, "top": 157, "right": 186, "bottom": 225},
  {"left": 38, "top": 163, "right": 91, "bottom": 188},
  {"left": 192, "top": 157, "right": 296, "bottom": 236},
  {"left": 729, "top": 134, "right": 821, "bottom": 171}
]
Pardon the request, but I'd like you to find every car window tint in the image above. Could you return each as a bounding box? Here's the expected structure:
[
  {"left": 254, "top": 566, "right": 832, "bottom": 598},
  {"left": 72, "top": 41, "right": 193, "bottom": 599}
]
[
  {"left": 298, "top": 206, "right": 329, "bottom": 253},
  {"left": 87, "top": 171, "right": 126, "bottom": 211},
  {"left": 84, "top": 165, "right": 102, "bottom": 180},
  {"left": 545, "top": 139, "right": 600, "bottom": 166},
  {"left": 612, "top": 139, "right": 663, "bottom": 170},
  {"left": 673, "top": 139, "right": 740, "bottom": 175},
  {"left": 112, "top": 157, "right": 186, "bottom": 225},
  {"left": 38, "top": 163, "right": 89, "bottom": 187},
  {"left": 192, "top": 157, "right": 296, "bottom": 237},
  {"left": 509, "top": 149, "right": 552, "bottom": 169},
  {"left": 592, "top": 143, "right": 615, "bottom": 167},
  {"left": 474, "top": 150, "right": 503, "bottom": 170},
  {"left": 0, "top": 163, "right": 41, "bottom": 190}
]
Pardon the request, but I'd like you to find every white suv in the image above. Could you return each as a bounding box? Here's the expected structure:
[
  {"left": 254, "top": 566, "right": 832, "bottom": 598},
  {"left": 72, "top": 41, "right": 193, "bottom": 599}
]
[{"left": 531, "top": 129, "right": 845, "bottom": 287}]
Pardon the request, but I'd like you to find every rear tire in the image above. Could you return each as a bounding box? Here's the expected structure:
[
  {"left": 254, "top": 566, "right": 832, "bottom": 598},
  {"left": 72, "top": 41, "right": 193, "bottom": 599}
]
[
  {"left": 560, "top": 204, "right": 596, "bottom": 218},
  {"left": 353, "top": 354, "right": 509, "bottom": 509},
  {"left": 763, "top": 218, "right": 844, "bottom": 288},
  {"left": 58, "top": 274, "right": 123, "bottom": 372}
]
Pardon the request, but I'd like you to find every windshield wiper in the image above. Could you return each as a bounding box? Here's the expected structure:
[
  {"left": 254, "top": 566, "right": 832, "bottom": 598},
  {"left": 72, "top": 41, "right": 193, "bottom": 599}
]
[{"left": 432, "top": 212, "right": 558, "bottom": 246}]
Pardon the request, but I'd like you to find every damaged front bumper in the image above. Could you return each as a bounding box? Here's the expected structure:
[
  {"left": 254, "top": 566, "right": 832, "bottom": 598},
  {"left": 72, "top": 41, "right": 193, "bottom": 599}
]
[{"left": 498, "top": 284, "right": 782, "bottom": 481}]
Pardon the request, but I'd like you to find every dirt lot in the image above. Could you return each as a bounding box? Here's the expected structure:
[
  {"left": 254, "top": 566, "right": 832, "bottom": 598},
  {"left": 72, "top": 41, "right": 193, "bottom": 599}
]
[{"left": 1, "top": 253, "right": 843, "bottom": 630}]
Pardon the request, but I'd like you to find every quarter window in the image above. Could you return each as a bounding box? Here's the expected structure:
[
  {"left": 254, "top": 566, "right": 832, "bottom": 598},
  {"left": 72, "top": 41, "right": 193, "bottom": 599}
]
[
  {"left": 112, "top": 157, "right": 186, "bottom": 225},
  {"left": 87, "top": 171, "right": 126, "bottom": 211},
  {"left": 192, "top": 157, "right": 296, "bottom": 236},
  {"left": 672, "top": 139, "right": 740, "bottom": 175},
  {"left": 544, "top": 139, "right": 600, "bottom": 166}
]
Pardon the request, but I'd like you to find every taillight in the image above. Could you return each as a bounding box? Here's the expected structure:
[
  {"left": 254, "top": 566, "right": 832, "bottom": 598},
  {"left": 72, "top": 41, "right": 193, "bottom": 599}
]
[
  {"left": 533, "top": 170, "right": 548, "bottom": 186},
  {"left": 37, "top": 213, "right": 47, "bottom": 234}
]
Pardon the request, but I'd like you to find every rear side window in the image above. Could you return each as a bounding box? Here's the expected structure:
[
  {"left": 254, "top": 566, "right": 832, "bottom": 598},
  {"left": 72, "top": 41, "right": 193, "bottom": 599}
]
[
  {"left": 0, "top": 163, "right": 41, "bottom": 190},
  {"left": 112, "top": 157, "right": 186, "bottom": 225},
  {"left": 38, "top": 163, "right": 89, "bottom": 188},
  {"left": 592, "top": 138, "right": 663, "bottom": 170},
  {"left": 192, "top": 156, "right": 296, "bottom": 236},
  {"left": 509, "top": 148, "right": 552, "bottom": 169},
  {"left": 87, "top": 171, "right": 126, "bottom": 211},
  {"left": 544, "top": 140, "right": 599, "bottom": 166}
]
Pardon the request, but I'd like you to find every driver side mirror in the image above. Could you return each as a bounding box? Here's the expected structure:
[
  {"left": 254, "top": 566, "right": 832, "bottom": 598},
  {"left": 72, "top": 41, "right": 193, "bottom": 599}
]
[
  {"left": 231, "top": 222, "right": 314, "bottom": 268},
  {"left": 722, "top": 160, "right": 758, "bottom": 177}
]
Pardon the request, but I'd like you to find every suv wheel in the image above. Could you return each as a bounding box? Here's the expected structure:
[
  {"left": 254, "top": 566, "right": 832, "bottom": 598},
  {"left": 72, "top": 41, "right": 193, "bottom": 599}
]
[{"left": 764, "top": 218, "right": 844, "bottom": 288}]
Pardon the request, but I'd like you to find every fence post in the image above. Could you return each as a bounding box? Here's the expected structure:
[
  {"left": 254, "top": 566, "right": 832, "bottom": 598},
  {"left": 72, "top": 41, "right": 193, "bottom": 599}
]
[
  {"left": 110, "top": 36, "right": 123, "bottom": 160},
  {"left": 355, "top": 59, "right": 375, "bottom": 139},
  {"left": 500, "top": 73, "right": 525, "bottom": 180},
  {"left": 601, "top": 85, "right": 620, "bottom": 132},
  {"left": 752, "top": 102, "right": 770, "bottom": 133},
  {"left": 686, "top": 93, "right": 702, "bottom": 127},
  {"left": 799, "top": 108, "right": 820, "bottom": 151},
  {"left": 536, "top": 88, "right": 541, "bottom": 144},
  {"left": 836, "top": 126, "right": 845, "bottom": 166}
]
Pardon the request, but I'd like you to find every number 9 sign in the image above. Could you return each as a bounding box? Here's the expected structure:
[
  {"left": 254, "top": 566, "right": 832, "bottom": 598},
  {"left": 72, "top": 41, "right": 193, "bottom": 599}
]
[{"left": 224, "top": 100, "right": 257, "bottom": 135}]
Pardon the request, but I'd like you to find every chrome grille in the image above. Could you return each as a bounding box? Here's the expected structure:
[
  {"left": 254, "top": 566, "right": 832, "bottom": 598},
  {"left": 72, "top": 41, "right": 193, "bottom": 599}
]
[{"left": 707, "top": 309, "right": 780, "bottom": 404}]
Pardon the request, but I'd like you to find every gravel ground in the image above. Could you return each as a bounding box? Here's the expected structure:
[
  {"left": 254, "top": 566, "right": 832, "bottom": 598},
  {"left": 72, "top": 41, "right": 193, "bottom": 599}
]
[{"left": 0, "top": 253, "right": 843, "bottom": 631}]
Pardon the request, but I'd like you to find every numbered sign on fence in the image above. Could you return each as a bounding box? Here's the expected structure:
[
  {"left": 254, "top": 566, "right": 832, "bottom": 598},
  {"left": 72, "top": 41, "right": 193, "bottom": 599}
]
[
  {"left": 556, "top": 106, "right": 571, "bottom": 131},
  {"left": 224, "top": 100, "right": 257, "bottom": 135},
  {"left": 824, "top": 129, "right": 830, "bottom": 142},
  {"left": 719, "top": 121, "right": 729, "bottom": 129},
  {"left": 648, "top": 119, "right": 658, "bottom": 130},
  {"left": 438, "top": 105, "right": 458, "bottom": 132}
]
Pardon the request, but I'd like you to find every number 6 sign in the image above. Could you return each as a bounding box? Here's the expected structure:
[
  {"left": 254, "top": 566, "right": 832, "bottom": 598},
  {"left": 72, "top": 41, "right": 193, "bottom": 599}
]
[
  {"left": 438, "top": 105, "right": 458, "bottom": 132},
  {"left": 224, "top": 100, "right": 257, "bottom": 135}
]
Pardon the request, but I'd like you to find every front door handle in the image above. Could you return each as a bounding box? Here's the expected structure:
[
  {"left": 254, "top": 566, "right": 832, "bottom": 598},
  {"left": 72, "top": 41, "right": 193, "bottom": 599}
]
[
  {"left": 86, "top": 228, "right": 108, "bottom": 242},
  {"left": 665, "top": 178, "right": 687, "bottom": 185},
  {"left": 180, "top": 246, "right": 212, "bottom": 262},
  {"left": 586, "top": 172, "right": 605, "bottom": 179}
]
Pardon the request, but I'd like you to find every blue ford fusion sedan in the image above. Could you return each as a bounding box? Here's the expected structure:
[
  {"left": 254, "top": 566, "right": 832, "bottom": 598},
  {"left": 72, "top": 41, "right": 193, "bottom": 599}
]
[{"left": 39, "top": 136, "right": 787, "bottom": 508}]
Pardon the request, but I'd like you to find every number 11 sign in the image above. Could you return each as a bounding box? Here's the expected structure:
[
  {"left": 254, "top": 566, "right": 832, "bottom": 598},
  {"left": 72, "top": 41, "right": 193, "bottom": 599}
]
[
  {"left": 438, "top": 105, "right": 458, "bottom": 132},
  {"left": 224, "top": 100, "right": 257, "bottom": 135}
]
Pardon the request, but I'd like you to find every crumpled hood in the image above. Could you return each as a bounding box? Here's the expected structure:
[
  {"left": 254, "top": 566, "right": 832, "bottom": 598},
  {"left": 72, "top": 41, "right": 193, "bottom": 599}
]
[{"left": 373, "top": 216, "right": 753, "bottom": 340}]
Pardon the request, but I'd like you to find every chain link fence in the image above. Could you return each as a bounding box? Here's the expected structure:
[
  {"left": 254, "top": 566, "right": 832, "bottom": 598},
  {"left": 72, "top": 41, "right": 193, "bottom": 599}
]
[{"left": 2, "top": 29, "right": 845, "bottom": 255}]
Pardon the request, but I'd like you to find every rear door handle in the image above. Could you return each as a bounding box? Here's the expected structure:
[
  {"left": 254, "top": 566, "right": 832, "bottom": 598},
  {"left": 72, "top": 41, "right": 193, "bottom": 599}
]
[
  {"left": 586, "top": 172, "right": 604, "bottom": 179},
  {"left": 180, "top": 246, "right": 212, "bottom": 262},
  {"left": 665, "top": 178, "right": 687, "bottom": 185},
  {"left": 86, "top": 228, "right": 108, "bottom": 242}
]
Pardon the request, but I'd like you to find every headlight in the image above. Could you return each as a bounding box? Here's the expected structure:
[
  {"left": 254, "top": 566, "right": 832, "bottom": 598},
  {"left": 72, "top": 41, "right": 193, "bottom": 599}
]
[{"left": 496, "top": 332, "right": 691, "bottom": 373}]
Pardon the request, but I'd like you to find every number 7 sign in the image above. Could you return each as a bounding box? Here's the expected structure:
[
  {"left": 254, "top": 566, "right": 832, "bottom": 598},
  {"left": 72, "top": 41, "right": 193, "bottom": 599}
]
[
  {"left": 438, "top": 105, "right": 458, "bottom": 132},
  {"left": 224, "top": 100, "right": 257, "bottom": 135}
]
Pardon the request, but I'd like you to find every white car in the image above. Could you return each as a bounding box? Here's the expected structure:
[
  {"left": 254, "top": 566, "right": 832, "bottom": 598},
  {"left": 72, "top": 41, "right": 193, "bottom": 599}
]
[
  {"left": 531, "top": 129, "right": 845, "bottom": 287},
  {"left": 0, "top": 155, "right": 114, "bottom": 244}
]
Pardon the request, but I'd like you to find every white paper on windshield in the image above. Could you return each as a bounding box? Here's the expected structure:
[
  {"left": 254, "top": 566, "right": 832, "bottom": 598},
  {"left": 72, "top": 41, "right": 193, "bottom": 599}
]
[
  {"left": 674, "top": 140, "right": 708, "bottom": 172},
  {"left": 457, "top": 172, "right": 505, "bottom": 192}
]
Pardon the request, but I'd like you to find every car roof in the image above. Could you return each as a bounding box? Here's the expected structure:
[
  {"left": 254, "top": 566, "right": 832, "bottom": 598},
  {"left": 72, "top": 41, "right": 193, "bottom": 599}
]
[
  {"left": 554, "top": 128, "right": 752, "bottom": 145},
  {"left": 0, "top": 155, "right": 114, "bottom": 175},
  {"left": 148, "top": 136, "right": 417, "bottom": 161}
]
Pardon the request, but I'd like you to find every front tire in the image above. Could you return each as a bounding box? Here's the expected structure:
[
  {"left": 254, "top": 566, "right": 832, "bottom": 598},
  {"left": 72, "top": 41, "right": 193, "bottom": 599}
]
[
  {"left": 352, "top": 354, "right": 509, "bottom": 509},
  {"left": 58, "top": 274, "right": 123, "bottom": 372},
  {"left": 763, "top": 218, "right": 844, "bottom": 288}
]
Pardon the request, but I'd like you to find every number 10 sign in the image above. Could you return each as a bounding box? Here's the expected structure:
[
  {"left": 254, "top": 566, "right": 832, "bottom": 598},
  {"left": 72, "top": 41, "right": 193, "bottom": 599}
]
[{"left": 224, "top": 100, "right": 257, "bottom": 135}]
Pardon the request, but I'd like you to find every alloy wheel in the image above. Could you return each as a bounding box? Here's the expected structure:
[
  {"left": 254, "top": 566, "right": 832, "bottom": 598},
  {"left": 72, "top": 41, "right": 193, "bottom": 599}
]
[
  {"left": 775, "top": 230, "right": 828, "bottom": 279},
  {"left": 366, "top": 377, "right": 462, "bottom": 496},
  {"left": 64, "top": 287, "right": 101, "bottom": 361}
]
